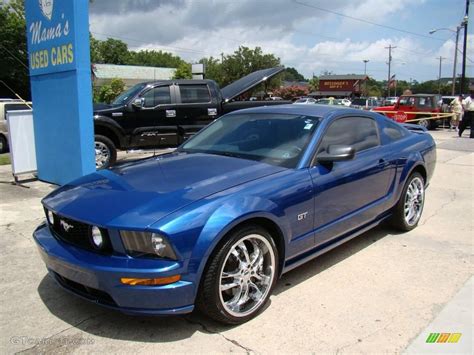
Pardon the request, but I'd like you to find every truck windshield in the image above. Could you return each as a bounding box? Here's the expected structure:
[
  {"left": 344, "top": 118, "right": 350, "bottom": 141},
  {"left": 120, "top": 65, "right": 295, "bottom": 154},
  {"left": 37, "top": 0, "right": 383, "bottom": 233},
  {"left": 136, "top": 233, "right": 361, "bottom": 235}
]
[
  {"left": 112, "top": 83, "right": 146, "bottom": 105},
  {"left": 180, "top": 113, "right": 320, "bottom": 168}
]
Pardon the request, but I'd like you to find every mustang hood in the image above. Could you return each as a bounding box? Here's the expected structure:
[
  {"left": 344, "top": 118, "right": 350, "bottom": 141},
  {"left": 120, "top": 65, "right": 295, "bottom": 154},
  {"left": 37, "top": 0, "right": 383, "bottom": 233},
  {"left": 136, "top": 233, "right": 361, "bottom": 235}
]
[{"left": 43, "top": 153, "right": 285, "bottom": 229}]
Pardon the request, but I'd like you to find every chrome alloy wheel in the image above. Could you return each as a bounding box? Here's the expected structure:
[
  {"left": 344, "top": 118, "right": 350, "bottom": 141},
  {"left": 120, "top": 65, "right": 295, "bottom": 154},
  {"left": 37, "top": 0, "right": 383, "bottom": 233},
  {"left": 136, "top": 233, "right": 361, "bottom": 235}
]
[
  {"left": 404, "top": 177, "right": 424, "bottom": 226},
  {"left": 219, "top": 234, "right": 276, "bottom": 318},
  {"left": 95, "top": 141, "right": 110, "bottom": 169}
]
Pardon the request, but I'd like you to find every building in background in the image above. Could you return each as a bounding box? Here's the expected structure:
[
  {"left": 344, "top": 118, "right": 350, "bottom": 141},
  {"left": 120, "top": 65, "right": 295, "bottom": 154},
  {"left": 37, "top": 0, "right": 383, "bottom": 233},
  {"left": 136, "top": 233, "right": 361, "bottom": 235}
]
[
  {"left": 92, "top": 64, "right": 176, "bottom": 88},
  {"left": 310, "top": 74, "right": 368, "bottom": 98}
]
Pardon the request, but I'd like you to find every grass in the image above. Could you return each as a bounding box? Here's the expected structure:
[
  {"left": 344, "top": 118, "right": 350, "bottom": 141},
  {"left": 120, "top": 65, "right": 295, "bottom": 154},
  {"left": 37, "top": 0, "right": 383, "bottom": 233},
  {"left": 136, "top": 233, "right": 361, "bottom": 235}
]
[{"left": 0, "top": 153, "right": 11, "bottom": 165}]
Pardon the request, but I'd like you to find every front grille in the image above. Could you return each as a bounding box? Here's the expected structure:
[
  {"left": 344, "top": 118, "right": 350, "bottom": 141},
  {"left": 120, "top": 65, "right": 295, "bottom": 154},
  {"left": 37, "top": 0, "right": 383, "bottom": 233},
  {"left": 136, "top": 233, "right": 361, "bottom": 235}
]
[
  {"left": 53, "top": 272, "right": 117, "bottom": 307},
  {"left": 47, "top": 209, "right": 113, "bottom": 255}
]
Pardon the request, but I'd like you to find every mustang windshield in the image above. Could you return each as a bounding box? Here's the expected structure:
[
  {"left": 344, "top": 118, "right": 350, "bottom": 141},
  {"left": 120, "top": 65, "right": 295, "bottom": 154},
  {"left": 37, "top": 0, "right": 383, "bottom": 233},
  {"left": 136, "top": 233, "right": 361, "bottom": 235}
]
[{"left": 180, "top": 113, "right": 320, "bottom": 168}]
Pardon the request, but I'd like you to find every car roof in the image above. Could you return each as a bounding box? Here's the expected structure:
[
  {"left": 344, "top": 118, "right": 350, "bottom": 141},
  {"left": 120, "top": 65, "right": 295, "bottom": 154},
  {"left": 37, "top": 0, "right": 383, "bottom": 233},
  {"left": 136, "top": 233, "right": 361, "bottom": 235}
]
[{"left": 226, "top": 104, "right": 372, "bottom": 119}]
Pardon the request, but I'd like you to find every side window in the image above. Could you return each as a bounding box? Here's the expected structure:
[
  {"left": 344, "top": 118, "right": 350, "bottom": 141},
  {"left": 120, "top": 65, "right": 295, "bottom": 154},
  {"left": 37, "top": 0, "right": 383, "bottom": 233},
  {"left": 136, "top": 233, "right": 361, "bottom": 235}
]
[
  {"left": 142, "top": 86, "right": 171, "bottom": 107},
  {"left": 318, "top": 117, "right": 379, "bottom": 154},
  {"left": 179, "top": 85, "right": 211, "bottom": 103},
  {"left": 383, "top": 120, "right": 407, "bottom": 141}
]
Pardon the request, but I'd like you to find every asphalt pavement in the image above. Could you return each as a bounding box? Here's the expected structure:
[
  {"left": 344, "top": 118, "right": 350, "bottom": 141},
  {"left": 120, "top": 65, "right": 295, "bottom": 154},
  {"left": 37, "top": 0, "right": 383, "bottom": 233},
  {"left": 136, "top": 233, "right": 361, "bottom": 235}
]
[{"left": 0, "top": 130, "right": 472, "bottom": 354}]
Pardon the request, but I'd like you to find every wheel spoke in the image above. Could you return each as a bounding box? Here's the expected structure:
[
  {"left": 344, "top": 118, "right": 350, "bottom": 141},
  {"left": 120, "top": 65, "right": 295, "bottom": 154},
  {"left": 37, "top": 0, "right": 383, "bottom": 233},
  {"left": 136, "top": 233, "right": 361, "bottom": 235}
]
[
  {"left": 237, "top": 242, "right": 251, "bottom": 264},
  {"left": 221, "top": 282, "right": 240, "bottom": 292},
  {"left": 249, "top": 281, "right": 263, "bottom": 301}
]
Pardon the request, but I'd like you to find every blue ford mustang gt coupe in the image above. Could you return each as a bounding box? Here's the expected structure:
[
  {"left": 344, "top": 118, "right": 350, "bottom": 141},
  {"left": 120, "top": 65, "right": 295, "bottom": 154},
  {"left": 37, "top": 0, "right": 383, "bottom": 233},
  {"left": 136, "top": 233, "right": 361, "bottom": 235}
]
[{"left": 34, "top": 105, "right": 436, "bottom": 324}]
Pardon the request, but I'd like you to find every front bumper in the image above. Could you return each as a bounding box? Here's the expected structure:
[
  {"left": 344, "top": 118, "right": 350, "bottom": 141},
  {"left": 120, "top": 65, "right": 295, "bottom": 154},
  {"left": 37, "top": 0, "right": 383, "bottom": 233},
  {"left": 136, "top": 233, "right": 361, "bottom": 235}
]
[{"left": 33, "top": 224, "right": 195, "bottom": 315}]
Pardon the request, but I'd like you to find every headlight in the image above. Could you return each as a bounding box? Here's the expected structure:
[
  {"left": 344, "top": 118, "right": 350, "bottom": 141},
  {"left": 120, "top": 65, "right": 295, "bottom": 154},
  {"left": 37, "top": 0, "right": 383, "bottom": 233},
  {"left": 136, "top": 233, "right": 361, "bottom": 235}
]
[
  {"left": 90, "top": 226, "right": 104, "bottom": 249},
  {"left": 120, "top": 231, "right": 177, "bottom": 260},
  {"left": 46, "top": 209, "right": 54, "bottom": 225}
]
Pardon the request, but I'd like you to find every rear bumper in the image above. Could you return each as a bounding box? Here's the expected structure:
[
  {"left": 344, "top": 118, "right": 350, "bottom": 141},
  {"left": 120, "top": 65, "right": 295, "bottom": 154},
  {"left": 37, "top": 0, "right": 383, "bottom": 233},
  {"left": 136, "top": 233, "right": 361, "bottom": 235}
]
[{"left": 33, "top": 224, "right": 195, "bottom": 315}]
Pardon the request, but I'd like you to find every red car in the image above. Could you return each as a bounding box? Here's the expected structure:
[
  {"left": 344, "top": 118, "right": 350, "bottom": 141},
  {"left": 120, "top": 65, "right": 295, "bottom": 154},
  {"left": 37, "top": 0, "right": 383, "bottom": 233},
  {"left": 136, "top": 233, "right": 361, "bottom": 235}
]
[{"left": 373, "top": 94, "right": 441, "bottom": 130}]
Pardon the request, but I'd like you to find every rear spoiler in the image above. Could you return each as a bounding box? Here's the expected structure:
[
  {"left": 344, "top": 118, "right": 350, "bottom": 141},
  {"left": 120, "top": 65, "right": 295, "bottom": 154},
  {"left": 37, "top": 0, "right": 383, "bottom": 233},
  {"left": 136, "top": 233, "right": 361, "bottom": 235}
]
[{"left": 401, "top": 123, "right": 427, "bottom": 132}]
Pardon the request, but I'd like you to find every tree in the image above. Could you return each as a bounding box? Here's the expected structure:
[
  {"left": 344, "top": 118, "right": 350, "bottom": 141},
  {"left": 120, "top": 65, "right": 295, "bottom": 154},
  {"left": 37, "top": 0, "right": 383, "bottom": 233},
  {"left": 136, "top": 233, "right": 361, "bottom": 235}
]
[
  {"left": 220, "top": 46, "right": 281, "bottom": 86},
  {"left": 94, "top": 78, "right": 125, "bottom": 103},
  {"left": 173, "top": 62, "right": 192, "bottom": 79},
  {"left": 308, "top": 77, "right": 319, "bottom": 92},
  {"left": 0, "top": 0, "right": 30, "bottom": 99},
  {"left": 199, "top": 56, "right": 224, "bottom": 85},
  {"left": 274, "top": 85, "right": 309, "bottom": 100},
  {"left": 283, "top": 67, "right": 305, "bottom": 82},
  {"left": 128, "top": 49, "right": 186, "bottom": 68},
  {"left": 97, "top": 38, "right": 130, "bottom": 65}
]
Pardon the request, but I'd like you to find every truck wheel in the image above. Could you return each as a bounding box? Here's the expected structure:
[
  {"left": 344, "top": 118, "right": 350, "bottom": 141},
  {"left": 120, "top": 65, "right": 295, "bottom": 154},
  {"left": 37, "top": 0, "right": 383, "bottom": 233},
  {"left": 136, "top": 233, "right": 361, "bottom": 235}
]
[
  {"left": 95, "top": 135, "right": 116, "bottom": 169},
  {"left": 197, "top": 225, "right": 278, "bottom": 325},
  {"left": 417, "top": 117, "right": 436, "bottom": 130},
  {"left": 0, "top": 135, "right": 7, "bottom": 154},
  {"left": 389, "top": 172, "right": 425, "bottom": 231}
]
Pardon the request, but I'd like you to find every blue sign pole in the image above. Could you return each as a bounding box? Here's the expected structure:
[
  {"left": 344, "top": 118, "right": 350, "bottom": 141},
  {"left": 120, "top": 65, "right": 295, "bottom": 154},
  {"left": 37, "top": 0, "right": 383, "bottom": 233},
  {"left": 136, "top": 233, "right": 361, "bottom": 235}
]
[{"left": 25, "top": 0, "right": 95, "bottom": 185}]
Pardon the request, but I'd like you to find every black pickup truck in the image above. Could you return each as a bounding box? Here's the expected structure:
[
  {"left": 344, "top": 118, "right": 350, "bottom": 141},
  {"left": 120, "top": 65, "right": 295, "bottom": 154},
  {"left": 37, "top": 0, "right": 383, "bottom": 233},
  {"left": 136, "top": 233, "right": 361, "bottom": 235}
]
[{"left": 93, "top": 67, "right": 289, "bottom": 168}]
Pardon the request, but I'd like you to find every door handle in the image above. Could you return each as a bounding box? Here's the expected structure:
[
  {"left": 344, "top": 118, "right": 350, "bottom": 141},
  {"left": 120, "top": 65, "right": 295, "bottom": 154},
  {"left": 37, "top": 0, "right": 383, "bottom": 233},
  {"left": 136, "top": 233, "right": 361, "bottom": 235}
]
[
  {"left": 208, "top": 108, "right": 217, "bottom": 116},
  {"left": 378, "top": 159, "right": 389, "bottom": 168},
  {"left": 166, "top": 110, "right": 176, "bottom": 118}
]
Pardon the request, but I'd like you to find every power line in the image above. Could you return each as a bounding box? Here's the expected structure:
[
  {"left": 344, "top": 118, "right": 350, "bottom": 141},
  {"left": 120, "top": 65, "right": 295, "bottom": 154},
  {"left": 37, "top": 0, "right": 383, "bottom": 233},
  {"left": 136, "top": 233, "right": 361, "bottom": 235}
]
[
  {"left": 293, "top": 0, "right": 448, "bottom": 42},
  {"left": 0, "top": 44, "right": 29, "bottom": 70}
]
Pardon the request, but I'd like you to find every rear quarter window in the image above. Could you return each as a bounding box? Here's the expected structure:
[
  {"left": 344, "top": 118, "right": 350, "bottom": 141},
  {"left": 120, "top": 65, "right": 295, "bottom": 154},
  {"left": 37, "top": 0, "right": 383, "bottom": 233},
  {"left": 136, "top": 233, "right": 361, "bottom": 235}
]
[{"left": 383, "top": 120, "right": 408, "bottom": 141}]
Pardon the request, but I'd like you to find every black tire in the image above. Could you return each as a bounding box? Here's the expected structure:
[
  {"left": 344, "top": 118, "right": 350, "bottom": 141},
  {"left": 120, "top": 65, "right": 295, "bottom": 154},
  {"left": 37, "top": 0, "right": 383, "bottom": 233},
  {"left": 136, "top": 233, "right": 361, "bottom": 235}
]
[
  {"left": 94, "top": 135, "right": 117, "bottom": 169},
  {"left": 389, "top": 172, "right": 425, "bottom": 231},
  {"left": 0, "top": 135, "right": 7, "bottom": 154},
  {"left": 197, "top": 225, "right": 279, "bottom": 325},
  {"left": 416, "top": 116, "right": 436, "bottom": 130}
]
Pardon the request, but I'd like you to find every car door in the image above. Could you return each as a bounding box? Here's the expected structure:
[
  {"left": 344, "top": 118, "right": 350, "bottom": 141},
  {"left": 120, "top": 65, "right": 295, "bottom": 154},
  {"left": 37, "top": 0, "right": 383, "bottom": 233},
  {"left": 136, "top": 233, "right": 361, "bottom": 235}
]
[
  {"left": 130, "top": 84, "right": 179, "bottom": 148},
  {"left": 174, "top": 83, "right": 219, "bottom": 143},
  {"left": 309, "top": 115, "right": 393, "bottom": 247}
]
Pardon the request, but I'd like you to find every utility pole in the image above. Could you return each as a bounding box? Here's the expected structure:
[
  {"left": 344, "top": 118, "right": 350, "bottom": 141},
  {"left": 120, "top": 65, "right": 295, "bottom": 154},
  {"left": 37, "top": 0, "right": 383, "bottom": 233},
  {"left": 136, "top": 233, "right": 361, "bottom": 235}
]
[
  {"left": 460, "top": 0, "right": 469, "bottom": 95},
  {"left": 363, "top": 59, "right": 369, "bottom": 97},
  {"left": 452, "top": 26, "right": 461, "bottom": 95},
  {"left": 385, "top": 45, "right": 396, "bottom": 97},
  {"left": 437, "top": 56, "right": 445, "bottom": 94}
]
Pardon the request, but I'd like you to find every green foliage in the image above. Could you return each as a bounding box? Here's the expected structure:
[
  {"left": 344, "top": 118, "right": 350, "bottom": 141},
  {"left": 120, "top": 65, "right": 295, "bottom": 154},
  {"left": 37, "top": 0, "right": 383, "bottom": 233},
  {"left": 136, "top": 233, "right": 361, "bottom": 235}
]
[
  {"left": 199, "top": 56, "right": 224, "bottom": 85},
  {"left": 283, "top": 67, "right": 306, "bottom": 81},
  {"left": 94, "top": 78, "right": 126, "bottom": 103},
  {"left": 128, "top": 50, "right": 186, "bottom": 68},
  {"left": 0, "top": 0, "right": 29, "bottom": 99},
  {"left": 220, "top": 46, "right": 281, "bottom": 87},
  {"left": 96, "top": 38, "right": 130, "bottom": 65},
  {"left": 308, "top": 77, "right": 319, "bottom": 92},
  {"left": 173, "top": 62, "right": 192, "bottom": 79},
  {"left": 274, "top": 85, "right": 309, "bottom": 100}
]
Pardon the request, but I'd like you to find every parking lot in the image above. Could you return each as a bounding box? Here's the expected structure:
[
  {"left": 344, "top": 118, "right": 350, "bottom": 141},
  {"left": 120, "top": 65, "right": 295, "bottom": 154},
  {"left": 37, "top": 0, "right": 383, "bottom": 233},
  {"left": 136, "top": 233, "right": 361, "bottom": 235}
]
[{"left": 0, "top": 130, "right": 472, "bottom": 354}]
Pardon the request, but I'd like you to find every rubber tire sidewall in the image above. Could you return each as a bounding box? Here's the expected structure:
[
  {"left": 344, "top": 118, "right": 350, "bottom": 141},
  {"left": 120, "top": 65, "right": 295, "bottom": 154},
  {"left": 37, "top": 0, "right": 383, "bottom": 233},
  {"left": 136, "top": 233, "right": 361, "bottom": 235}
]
[
  {"left": 0, "top": 135, "right": 7, "bottom": 154},
  {"left": 94, "top": 134, "right": 117, "bottom": 169},
  {"left": 390, "top": 172, "right": 425, "bottom": 231},
  {"left": 197, "top": 224, "right": 279, "bottom": 325}
]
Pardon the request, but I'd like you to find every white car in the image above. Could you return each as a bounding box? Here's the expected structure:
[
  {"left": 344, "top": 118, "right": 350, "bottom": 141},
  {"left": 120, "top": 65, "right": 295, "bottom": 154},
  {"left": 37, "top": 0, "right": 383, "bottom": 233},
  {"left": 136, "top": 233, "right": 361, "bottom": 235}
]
[
  {"left": 293, "top": 98, "right": 317, "bottom": 104},
  {"left": 340, "top": 98, "right": 351, "bottom": 106}
]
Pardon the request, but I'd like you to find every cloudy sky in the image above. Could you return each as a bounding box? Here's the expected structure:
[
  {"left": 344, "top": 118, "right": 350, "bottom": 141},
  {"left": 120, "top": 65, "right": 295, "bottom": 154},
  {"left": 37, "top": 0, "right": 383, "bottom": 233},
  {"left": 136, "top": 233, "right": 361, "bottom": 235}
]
[{"left": 89, "top": 0, "right": 473, "bottom": 82}]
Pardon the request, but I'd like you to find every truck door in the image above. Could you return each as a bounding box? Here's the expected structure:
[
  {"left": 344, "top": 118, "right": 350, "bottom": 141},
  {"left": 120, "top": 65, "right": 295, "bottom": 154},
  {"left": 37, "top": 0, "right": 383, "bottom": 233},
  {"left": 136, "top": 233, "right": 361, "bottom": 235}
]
[
  {"left": 174, "top": 83, "right": 219, "bottom": 143},
  {"left": 131, "top": 84, "right": 179, "bottom": 148}
]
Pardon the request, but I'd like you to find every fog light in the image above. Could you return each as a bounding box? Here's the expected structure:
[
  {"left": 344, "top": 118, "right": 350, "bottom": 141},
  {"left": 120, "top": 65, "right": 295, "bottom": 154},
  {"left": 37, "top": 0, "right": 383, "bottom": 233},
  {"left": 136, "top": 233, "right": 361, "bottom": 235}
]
[
  {"left": 91, "top": 226, "right": 104, "bottom": 249},
  {"left": 120, "top": 275, "right": 181, "bottom": 286},
  {"left": 46, "top": 210, "right": 54, "bottom": 225}
]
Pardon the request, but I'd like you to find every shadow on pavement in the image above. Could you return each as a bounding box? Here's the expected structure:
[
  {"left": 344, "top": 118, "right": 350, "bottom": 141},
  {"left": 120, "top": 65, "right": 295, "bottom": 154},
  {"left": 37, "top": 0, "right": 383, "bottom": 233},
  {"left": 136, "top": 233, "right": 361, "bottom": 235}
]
[{"left": 37, "top": 224, "right": 397, "bottom": 342}]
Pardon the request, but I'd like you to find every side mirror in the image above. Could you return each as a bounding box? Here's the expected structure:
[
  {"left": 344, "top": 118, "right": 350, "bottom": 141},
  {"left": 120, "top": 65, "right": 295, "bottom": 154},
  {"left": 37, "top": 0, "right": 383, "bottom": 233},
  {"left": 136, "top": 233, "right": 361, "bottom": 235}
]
[
  {"left": 132, "top": 97, "right": 144, "bottom": 109},
  {"left": 317, "top": 144, "right": 355, "bottom": 163}
]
